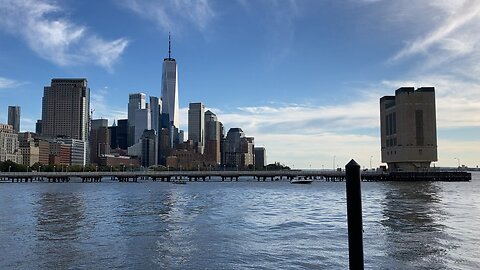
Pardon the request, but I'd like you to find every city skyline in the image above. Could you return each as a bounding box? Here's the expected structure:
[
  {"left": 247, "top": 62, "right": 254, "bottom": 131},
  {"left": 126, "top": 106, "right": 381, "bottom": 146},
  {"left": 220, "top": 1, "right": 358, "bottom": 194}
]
[{"left": 0, "top": 1, "right": 479, "bottom": 168}]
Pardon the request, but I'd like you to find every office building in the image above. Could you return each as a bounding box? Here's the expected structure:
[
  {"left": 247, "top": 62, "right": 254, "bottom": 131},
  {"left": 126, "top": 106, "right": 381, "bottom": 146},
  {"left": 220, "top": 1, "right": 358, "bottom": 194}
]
[
  {"left": 35, "top": 120, "right": 42, "bottom": 134},
  {"left": 150, "top": 96, "right": 161, "bottom": 132},
  {"left": 223, "top": 128, "right": 254, "bottom": 169},
  {"left": 0, "top": 124, "right": 22, "bottom": 163},
  {"left": 109, "top": 119, "right": 128, "bottom": 150},
  {"left": 254, "top": 147, "right": 266, "bottom": 169},
  {"left": 41, "top": 79, "right": 90, "bottom": 141},
  {"left": 18, "top": 132, "right": 40, "bottom": 166},
  {"left": 8, "top": 106, "right": 20, "bottom": 133},
  {"left": 128, "top": 93, "right": 146, "bottom": 146},
  {"left": 380, "top": 87, "right": 438, "bottom": 171},
  {"left": 188, "top": 102, "right": 205, "bottom": 154},
  {"left": 141, "top": 129, "right": 158, "bottom": 167},
  {"left": 135, "top": 107, "right": 151, "bottom": 143},
  {"left": 204, "top": 110, "right": 221, "bottom": 165},
  {"left": 161, "top": 34, "right": 179, "bottom": 128},
  {"left": 90, "top": 119, "right": 110, "bottom": 165},
  {"left": 54, "top": 138, "right": 87, "bottom": 166}
]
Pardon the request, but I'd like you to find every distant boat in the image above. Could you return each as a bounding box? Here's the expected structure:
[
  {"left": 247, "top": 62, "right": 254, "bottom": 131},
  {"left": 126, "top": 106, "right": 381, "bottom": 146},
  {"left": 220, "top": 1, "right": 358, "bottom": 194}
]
[
  {"left": 172, "top": 179, "right": 187, "bottom": 184},
  {"left": 290, "top": 178, "right": 313, "bottom": 184}
]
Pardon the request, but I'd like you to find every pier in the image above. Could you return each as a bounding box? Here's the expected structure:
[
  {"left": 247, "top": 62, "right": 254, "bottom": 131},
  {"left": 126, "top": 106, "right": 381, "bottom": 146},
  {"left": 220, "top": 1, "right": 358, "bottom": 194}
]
[{"left": 0, "top": 170, "right": 471, "bottom": 183}]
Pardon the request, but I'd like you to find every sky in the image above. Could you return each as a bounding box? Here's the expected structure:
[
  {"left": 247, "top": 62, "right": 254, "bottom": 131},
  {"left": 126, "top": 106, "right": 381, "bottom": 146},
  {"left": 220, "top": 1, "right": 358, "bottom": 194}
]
[{"left": 0, "top": 0, "right": 479, "bottom": 169}]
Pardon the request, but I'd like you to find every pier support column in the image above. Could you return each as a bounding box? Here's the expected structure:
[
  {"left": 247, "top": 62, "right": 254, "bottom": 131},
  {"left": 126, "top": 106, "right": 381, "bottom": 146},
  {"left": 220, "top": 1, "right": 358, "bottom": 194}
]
[{"left": 345, "top": 159, "right": 364, "bottom": 270}]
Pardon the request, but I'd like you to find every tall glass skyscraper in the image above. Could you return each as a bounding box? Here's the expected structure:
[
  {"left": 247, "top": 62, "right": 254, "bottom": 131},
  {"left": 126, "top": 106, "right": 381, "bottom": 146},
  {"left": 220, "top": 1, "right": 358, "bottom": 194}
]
[{"left": 161, "top": 33, "right": 179, "bottom": 129}]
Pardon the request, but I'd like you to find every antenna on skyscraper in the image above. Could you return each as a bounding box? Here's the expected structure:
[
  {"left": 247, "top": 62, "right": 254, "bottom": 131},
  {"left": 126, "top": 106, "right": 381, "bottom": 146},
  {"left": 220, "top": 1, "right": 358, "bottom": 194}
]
[{"left": 168, "top": 32, "right": 171, "bottom": 59}]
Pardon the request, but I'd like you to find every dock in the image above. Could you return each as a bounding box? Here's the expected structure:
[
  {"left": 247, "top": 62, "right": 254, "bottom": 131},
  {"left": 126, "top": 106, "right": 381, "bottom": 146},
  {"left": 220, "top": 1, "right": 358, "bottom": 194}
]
[{"left": 0, "top": 170, "right": 472, "bottom": 183}]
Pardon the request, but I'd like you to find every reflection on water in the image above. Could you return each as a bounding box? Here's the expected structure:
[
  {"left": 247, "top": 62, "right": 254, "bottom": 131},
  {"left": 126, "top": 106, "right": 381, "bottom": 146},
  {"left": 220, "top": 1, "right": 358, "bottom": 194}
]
[
  {"left": 35, "top": 192, "right": 86, "bottom": 269},
  {"left": 0, "top": 177, "right": 479, "bottom": 269},
  {"left": 381, "top": 182, "right": 450, "bottom": 269}
]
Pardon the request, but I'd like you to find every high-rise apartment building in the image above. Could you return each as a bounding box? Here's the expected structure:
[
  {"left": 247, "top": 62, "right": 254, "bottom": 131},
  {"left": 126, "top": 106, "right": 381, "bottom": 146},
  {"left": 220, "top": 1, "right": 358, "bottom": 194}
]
[
  {"left": 8, "top": 106, "right": 20, "bottom": 133},
  {"left": 380, "top": 87, "right": 438, "bottom": 171},
  {"left": 41, "top": 79, "right": 90, "bottom": 141},
  {"left": 204, "top": 110, "right": 221, "bottom": 165},
  {"left": 161, "top": 34, "right": 179, "bottom": 128},
  {"left": 128, "top": 93, "right": 146, "bottom": 146},
  {"left": 188, "top": 102, "right": 205, "bottom": 154}
]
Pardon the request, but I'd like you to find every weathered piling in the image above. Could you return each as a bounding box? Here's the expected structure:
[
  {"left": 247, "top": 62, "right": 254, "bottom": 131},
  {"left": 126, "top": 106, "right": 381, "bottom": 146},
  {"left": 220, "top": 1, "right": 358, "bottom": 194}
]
[{"left": 345, "top": 159, "right": 364, "bottom": 270}]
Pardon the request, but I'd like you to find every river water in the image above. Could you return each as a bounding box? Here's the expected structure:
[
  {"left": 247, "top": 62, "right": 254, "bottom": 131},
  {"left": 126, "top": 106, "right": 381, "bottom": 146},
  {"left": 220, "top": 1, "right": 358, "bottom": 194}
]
[{"left": 0, "top": 173, "right": 479, "bottom": 269}]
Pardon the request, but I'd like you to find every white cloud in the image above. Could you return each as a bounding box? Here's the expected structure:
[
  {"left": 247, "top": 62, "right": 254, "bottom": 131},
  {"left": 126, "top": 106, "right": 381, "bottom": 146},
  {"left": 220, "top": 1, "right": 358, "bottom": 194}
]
[
  {"left": 119, "top": 0, "right": 215, "bottom": 33},
  {"left": 390, "top": 1, "right": 480, "bottom": 66},
  {"left": 91, "top": 87, "right": 127, "bottom": 124},
  {"left": 0, "top": 0, "right": 129, "bottom": 70},
  {"left": 0, "top": 77, "right": 21, "bottom": 88}
]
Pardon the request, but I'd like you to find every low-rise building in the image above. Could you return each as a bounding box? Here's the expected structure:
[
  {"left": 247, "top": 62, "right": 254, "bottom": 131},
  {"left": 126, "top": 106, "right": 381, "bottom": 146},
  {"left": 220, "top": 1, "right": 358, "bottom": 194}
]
[{"left": 0, "top": 124, "right": 22, "bottom": 163}]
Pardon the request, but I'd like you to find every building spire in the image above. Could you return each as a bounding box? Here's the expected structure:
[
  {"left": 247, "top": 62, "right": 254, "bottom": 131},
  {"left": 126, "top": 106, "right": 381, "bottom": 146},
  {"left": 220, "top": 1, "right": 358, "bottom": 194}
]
[{"left": 168, "top": 32, "right": 171, "bottom": 59}]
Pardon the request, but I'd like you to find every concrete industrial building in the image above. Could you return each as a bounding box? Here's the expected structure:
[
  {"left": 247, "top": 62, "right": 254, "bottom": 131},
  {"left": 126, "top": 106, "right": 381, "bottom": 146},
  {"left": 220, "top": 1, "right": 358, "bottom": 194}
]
[
  {"left": 188, "top": 102, "right": 205, "bottom": 154},
  {"left": 8, "top": 106, "right": 20, "bottom": 133},
  {"left": 41, "top": 79, "right": 90, "bottom": 141},
  {"left": 380, "top": 87, "right": 438, "bottom": 171}
]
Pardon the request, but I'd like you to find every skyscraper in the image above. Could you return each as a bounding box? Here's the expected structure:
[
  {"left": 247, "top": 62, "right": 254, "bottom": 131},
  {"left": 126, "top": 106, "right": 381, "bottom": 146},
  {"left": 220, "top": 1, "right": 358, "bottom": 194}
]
[
  {"left": 188, "top": 102, "right": 205, "bottom": 154},
  {"left": 150, "top": 96, "right": 161, "bottom": 132},
  {"left": 41, "top": 79, "right": 90, "bottom": 141},
  {"left": 135, "top": 107, "right": 151, "bottom": 143},
  {"left": 204, "top": 110, "right": 221, "bottom": 165},
  {"left": 90, "top": 119, "right": 110, "bottom": 165},
  {"left": 380, "top": 87, "right": 438, "bottom": 171},
  {"left": 8, "top": 106, "right": 20, "bottom": 133},
  {"left": 161, "top": 33, "right": 179, "bottom": 128},
  {"left": 223, "top": 128, "right": 254, "bottom": 169},
  {"left": 128, "top": 93, "right": 146, "bottom": 146}
]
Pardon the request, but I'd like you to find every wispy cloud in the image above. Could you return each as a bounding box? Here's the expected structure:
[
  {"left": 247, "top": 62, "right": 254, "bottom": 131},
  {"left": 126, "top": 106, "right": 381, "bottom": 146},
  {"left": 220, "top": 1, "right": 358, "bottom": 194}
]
[
  {"left": 91, "top": 87, "right": 127, "bottom": 124},
  {"left": 118, "top": 0, "right": 215, "bottom": 33},
  {"left": 391, "top": 0, "right": 480, "bottom": 66},
  {"left": 0, "top": 77, "right": 22, "bottom": 89},
  {"left": 0, "top": 0, "right": 129, "bottom": 70}
]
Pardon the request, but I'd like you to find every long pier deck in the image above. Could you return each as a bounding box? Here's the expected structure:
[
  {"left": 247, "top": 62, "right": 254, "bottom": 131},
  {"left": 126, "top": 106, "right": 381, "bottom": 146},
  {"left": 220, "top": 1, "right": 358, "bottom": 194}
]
[{"left": 0, "top": 170, "right": 472, "bottom": 183}]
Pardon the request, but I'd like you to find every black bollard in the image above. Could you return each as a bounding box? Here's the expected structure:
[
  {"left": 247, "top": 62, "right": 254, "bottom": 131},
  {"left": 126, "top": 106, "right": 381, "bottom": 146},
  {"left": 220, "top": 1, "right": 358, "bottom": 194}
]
[{"left": 345, "top": 159, "right": 364, "bottom": 270}]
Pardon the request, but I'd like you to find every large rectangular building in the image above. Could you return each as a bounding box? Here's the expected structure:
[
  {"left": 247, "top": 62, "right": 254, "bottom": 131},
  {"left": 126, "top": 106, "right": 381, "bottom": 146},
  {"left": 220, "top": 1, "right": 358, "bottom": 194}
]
[
  {"left": 188, "top": 102, "right": 205, "bottom": 154},
  {"left": 41, "top": 79, "right": 90, "bottom": 141},
  {"left": 380, "top": 87, "right": 437, "bottom": 171}
]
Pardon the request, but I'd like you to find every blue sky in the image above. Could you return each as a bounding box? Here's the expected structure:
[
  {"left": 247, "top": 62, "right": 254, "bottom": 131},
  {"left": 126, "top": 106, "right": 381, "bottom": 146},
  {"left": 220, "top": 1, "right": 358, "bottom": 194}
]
[{"left": 0, "top": 0, "right": 479, "bottom": 168}]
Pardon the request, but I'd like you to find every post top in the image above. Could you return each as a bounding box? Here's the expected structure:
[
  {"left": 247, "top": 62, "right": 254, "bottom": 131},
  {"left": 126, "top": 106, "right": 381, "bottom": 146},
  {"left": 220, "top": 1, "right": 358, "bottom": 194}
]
[{"left": 346, "top": 159, "right": 360, "bottom": 167}]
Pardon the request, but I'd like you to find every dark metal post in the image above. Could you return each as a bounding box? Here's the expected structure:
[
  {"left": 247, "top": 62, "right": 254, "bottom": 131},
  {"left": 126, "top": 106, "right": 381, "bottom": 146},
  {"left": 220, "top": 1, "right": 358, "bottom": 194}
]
[{"left": 345, "top": 159, "right": 364, "bottom": 269}]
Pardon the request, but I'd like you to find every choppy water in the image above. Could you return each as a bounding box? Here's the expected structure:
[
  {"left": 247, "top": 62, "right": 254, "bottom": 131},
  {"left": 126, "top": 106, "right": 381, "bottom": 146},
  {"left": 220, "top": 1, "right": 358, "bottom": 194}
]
[{"left": 1, "top": 173, "right": 479, "bottom": 269}]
